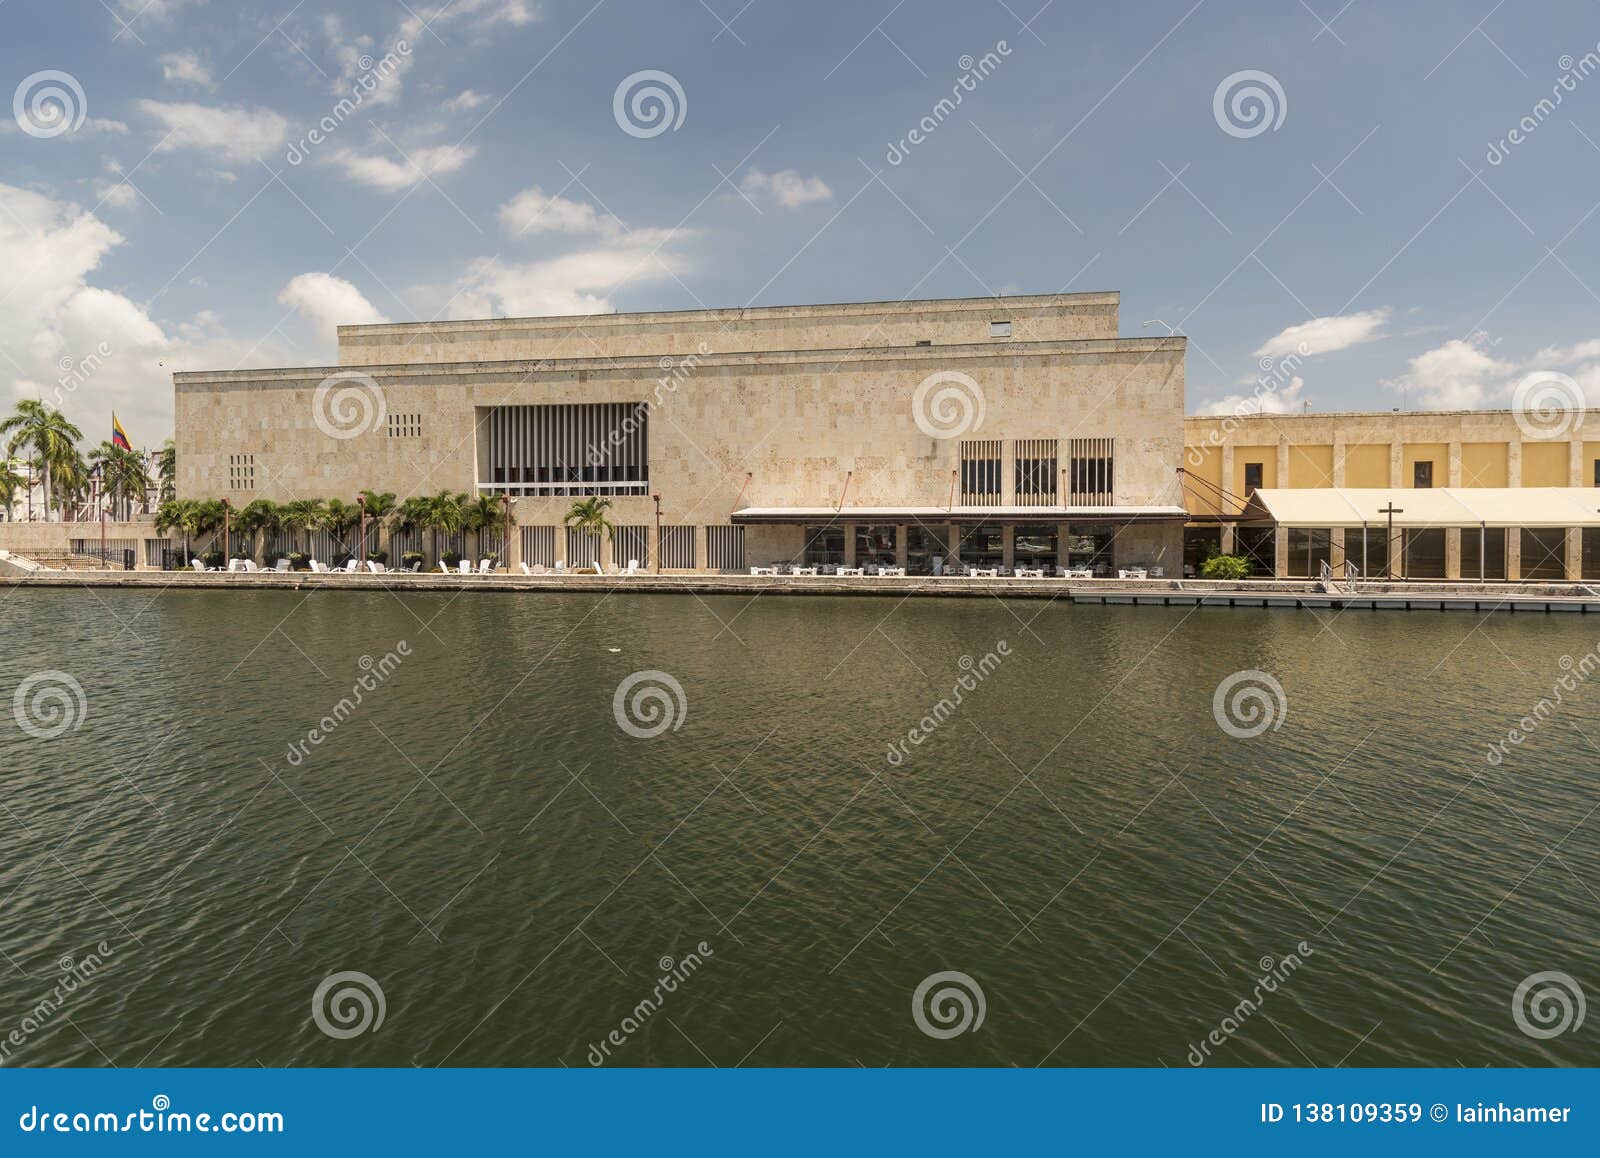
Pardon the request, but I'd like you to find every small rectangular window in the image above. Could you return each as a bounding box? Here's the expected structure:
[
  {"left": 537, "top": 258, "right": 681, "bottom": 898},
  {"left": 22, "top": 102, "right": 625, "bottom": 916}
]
[
  {"left": 1593, "top": 459, "right": 1599, "bottom": 487},
  {"left": 989, "top": 320, "right": 1011, "bottom": 338},
  {"left": 915, "top": 339, "right": 931, "bottom": 346},
  {"left": 1413, "top": 461, "right": 1433, "bottom": 489},
  {"left": 1243, "top": 462, "right": 1263, "bottom": 495}
]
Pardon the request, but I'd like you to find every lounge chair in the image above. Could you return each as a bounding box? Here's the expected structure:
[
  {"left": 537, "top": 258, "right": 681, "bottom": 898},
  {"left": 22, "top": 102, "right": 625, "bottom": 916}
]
[
  {"left": 437, "top": 561, "right": 450, "bottom": 573},
  {"left": 623, "top": 558, "right": 640, "bottom": 576},
  {"left": 273, "top": 558, "right": 291, "bottom": 573},
  {"left": 190, "top": 558, "right": 207, "bottom": 572},
  {"left": 308, "top": 560, "right": 325, "bottom": 573},
  {"left": 478, "top": 559, "right": 493, "bottom": 574},
  {"left": 554, "top": 561, "right": 567, "bottom": 573},
  {"left": 343, "top": 558, "right": 360, "bottom": 573},
  {"left": 518, "top": 561, "right": 531, "bottom": 575},
  {"left": 458, "top": 560, "right": 473, "bottom": 575},
  {"left": 366, "top": 560, "right": 385, "bottom": 573}
]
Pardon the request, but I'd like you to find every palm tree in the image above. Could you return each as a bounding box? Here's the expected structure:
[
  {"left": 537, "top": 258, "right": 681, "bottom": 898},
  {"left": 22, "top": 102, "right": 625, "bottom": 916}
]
[
  {"left": 463, "top": 493, "right": 503, "bottom": 563},
  {"left": 420, "top": 489, "right": 467, "bottom": 566},
  {"left": 89, "top": 441, "right": 151, "bottom": 521},
  {"left": 155, "top": 498, "right": 200, "bottom": 563},
  {"left": 0, "top": 459, "right": 24, "bottom": 520},
  {"left": 0, "top": 400, "right": 83, "bottom": 520},
  {"left": 277, "top": 498, "right": 328, "bottom": 558},
  {"left": 157, "top": 440, "right": 176, "bottom": 504},
  {"left": 359, "top": 489, "right": 397, "bottom": 560},
  {"left": 233, "top": 498, "right": 280, "bottom": 562},
  {"left": 324, "top": 498, "right": 360, "bottom": 559},
  {"left": 563, "top": 496, "right": 614, "bottom": 573}
]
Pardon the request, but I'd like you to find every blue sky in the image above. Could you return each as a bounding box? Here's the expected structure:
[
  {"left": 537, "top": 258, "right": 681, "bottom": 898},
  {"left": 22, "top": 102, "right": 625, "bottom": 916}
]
[{"left": 3, "top": 0, "right": 1600, "bottom": 443}]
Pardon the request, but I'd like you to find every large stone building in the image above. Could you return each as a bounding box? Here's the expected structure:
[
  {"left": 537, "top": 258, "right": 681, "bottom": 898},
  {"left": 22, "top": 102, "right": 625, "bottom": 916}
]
[{"left": 173, "top": 292, "right": 1189, "bottom": 573}]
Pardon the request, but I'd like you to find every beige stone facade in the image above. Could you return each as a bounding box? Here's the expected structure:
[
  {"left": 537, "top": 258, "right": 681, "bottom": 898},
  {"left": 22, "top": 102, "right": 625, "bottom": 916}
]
[
  {"left": 1183, "top": 410, "right": 1600, "bottom": 580},
  {"left": 172, "top": 293, "right": 1188, "bottom": 574}
]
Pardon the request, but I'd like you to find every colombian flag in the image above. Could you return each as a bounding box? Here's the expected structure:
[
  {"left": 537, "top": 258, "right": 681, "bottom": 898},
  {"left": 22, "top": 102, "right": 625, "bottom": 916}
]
[{"left": 111, "top": 413, "right": 132, "bottom": 451}]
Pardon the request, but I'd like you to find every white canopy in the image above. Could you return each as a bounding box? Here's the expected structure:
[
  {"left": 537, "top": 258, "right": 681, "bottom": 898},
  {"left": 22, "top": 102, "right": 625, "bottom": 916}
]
[
  {"left": 731, "top": 505, "right": 1190, "bottom": 524},
  {"left": 1244, "top": 487, "right": 1600, "bottom": 529}
]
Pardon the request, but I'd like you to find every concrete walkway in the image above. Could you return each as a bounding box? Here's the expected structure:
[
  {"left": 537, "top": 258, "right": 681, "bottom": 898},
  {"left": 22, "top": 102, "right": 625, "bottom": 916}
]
[{"left": 6, "top": 567, "right": 1600, "bottom": 613}]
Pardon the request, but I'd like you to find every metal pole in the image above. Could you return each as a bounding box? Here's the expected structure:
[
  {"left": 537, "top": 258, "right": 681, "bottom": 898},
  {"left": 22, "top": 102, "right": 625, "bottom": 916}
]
[
  {"left": 222, "top": 498, "right": 230, "bottom": 567},
  {"left": 652, "top": 493, "right": 661, "bottom": 574},
  {"left": 1479, "top": 522, "right": 1485, "bottom": 583}
]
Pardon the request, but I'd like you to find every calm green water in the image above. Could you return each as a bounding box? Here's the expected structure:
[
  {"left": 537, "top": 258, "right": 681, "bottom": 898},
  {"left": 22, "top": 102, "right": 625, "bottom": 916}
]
[{"left": 1, "top": 589, "right": 1596, "bottom": 1067}]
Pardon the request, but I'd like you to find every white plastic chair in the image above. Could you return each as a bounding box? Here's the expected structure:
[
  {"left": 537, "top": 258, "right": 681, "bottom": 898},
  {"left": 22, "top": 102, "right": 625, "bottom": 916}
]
[
  {"left": 624, "top": 559, "right": 640, "bottom": 576},
  {"left": 518, "top": 561, "right": 532, "bottom": 575},
  {"left": 274, "top": 558, "right": 291, "bottom": 573},
  {"left": 478, "top": 559, "right": 493, "bottom": 574},
  {"left": 458, "top": 560, "right": 472, "bottom": 575},
  {"left": 343, "top": 558, "right": 360, "bottom": 573},
  {"left": 366, "top": 560, "right": 384, "bottom": 573},
  {"left": 190, "top": 558, "right": 206, "bottom": 572}
]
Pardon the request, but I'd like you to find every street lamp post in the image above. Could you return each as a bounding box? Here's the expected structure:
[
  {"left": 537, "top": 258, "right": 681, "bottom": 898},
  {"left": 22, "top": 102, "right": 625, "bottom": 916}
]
[
  {"left": 652, "top": 493, "right": 662, "bottom": 574},
  {"left": 357, "top": 493, "right": 367, "bottom": 567},
  {"left": 222, "top": 497, "right": 230, "bottom": 568},
  {"left": 1379, "top": 503, "right": 1403, "bottom": 580},
  {"left": 501, "top": 493, "right": 513, "bottom": 571}
]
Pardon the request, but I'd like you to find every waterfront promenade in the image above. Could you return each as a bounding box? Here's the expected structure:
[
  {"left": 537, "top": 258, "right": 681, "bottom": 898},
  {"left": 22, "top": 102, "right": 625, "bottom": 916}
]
[{"left": 5, "top": 566, "right": 1600, "bottom": 613}]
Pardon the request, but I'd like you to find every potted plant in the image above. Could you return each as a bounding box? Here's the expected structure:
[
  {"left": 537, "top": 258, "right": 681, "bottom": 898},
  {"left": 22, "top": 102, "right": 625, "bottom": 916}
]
[
  {"left": 441, "top": 549, "right": 463, "bottom": 568},
  {"left": 366, "top": 550, "right": 389, "bottom": 565},
  {"left": 287, "top": 551, "right": 311, "bottom": 571},
  {"left": 401, "top": 551, "right": 423, "bottom": 571},
  {"left": 1200, "top": 554, "right": 1250, "bottom": 581}
]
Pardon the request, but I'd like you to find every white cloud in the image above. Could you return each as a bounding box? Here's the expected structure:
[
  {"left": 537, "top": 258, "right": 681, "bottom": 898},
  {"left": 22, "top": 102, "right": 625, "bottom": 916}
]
[
  {"left": 96, "top": 183, "right": 138, "bottom": 210},
  {"left": 444, "top": 89, "right": 491, "bottom": 112},
  {"left": 327, "top": 143, "right": 476, "bottom": 191},
  {"left": 0, "top": 117, "right": 126, "bottom": 139},
  {"left": 497, "top": 187, "right": 617, "bottom": 237},
  {"left": 159, "top": 50, "right": 213, "bottom": 87},
  {"left": 327, "top": 142, "right": 476, "bottom": 190},
  {"left": 739, "top": 168, "right": 833, "bottom": 209},
  {"left": 0, "top": 182, "right": 279, "bottom": 444},
  {"left": 139, "top": 100, "right": 288, "bottom": 162},
  {"left": 1254, "top": 308, "right": 1389, "bottom": 358},
  {"left": 445, "top": 232, "right": 689, "bottom": 319},
  {"left": 278, "top": 273, "right": 388, "bottom": 348},
  {"left": 1194, "top": 376, "right": 1310, "bottom": 417},
  {"left": 1381, "top": 334, "right": 1514, "bottom": 409},
  {"left": 1533, "top": 338, "right": 1600, "bottom": 365}
]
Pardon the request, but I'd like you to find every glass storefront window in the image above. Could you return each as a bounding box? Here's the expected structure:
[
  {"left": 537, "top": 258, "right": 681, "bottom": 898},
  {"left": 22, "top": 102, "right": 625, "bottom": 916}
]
[
  {"left": 801, "top": 524, "right": 845, "bottom": 565},
  {"left": 1461, "top": 527, "right": 1506, "bottom": 580},
  {"left": 959, "top": 524, "right": 1004, "bottom": 566},
  {"left": 854, "top": 525, "right": 897, "bottom": 565},
  {"left": 1287, "top": 528, "right": 1332, "bottom": 578},
  {"left": 1012, "top": 524, "right": 1058, "bottom": 570},
  {"left": 1349, "top": 528, "right": 1390, "bottom": 579},
  {"left": 1065, "top": 523, "right": 1114, "bottom": 573},
  {"left": 1402, "top": 528, "right": 1446, "bottom": 579},
  {"left": 905, "top": 524, "right": 947, "bottom": 574},
  {"left": 1521, "top": 528, "right": 1568, "bottom": 581}
]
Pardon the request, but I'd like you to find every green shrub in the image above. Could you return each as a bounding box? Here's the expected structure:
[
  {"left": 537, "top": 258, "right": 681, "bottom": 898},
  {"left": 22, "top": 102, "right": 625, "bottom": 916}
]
[
  {"left": 401, "top": 551, "right": 423, "bottom": 570},
  {"left": 441, "top": 550, "right": 463, "bottom": 567},
  {"left": 367, "top": 550, "right": 388, "bottom": 564},
  {"left": 287, "top": 552, "right": 310, "bottom": 571},
  {"left": 201, "top": 549, "right": 224, "bottom": 569},
  {"left": 1200, "top": 554, "right": 1251, "bottom": 581}
]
